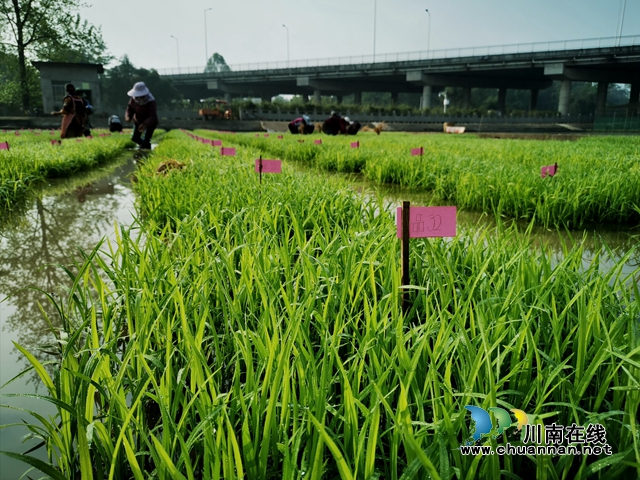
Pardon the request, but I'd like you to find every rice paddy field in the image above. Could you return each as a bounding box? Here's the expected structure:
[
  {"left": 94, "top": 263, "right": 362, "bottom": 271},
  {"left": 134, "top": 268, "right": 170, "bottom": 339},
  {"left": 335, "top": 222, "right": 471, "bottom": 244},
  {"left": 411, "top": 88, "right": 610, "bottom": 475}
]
[
  {"left": 0, "top": 129, "right": 136, "bottom": 213},
  {"left": 0, "top": 129, "right": 639, "bottom": 479}
]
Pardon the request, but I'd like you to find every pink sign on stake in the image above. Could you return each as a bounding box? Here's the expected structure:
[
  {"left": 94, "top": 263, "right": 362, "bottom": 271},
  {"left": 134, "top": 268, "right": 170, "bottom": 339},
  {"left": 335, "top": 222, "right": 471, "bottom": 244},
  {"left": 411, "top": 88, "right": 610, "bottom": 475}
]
[
  {"left": 221, "top": 147, "right": 236, "bottom": 156},
  {"left": 212, "top": 140, "right": 222, "bottom": 146},
  {"left": 76, "top": 139, "right": 83, "bottom": 142},
  {"left": 14, "top": 132, "right": 20, "bottom": 136},
  {"left": 396, "top": 206, "right": 457, "bottom": 238},
  {"left": 202, "top": 139, "right": 212, "bottom": 144},
  {"left": 0, "top": 141, "right": 9, "bottom": 150},
  {"left": 264, "top": 134, "right": 269, "bottom": 138},
  {"left": 255, "top": 159, "right": 282, "bottom": 173},
  {"left": 277, "top": 135, "right": 283, "bottom": 139},
  {"left": 350, "top": 141, "right": 360, "bottom": 148},
  {"left": 51, "top": 139, "right": 61, "bottom": 145},
  {"left": 314, "top": 139, "right": 322, "bottom": 145},
  {"left": 540, "top": 163, "right": 558, "bottom": 178},
  {"left": 411, "top": 147, "right": 424, "bottom": 156},
  {"left": 87, "top": 135, "right": 93, "bottom": 139},
  {"left": 255, "top": 134, "right": 260, "bottom": 137}
]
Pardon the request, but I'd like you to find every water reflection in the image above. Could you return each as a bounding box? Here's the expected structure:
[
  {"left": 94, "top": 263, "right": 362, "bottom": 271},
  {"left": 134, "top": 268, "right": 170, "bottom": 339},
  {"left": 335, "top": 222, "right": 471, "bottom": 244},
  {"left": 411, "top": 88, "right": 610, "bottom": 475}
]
[{"left": 0, "top": 157, "right": 137, "bottom": 479}]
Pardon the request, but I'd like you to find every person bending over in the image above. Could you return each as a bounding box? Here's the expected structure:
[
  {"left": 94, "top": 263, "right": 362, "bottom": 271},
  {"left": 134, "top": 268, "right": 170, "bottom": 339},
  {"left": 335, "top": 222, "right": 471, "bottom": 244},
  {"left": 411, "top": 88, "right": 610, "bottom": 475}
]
[{"left": 125, "top": 82, "right": 158, "bottom": 149}]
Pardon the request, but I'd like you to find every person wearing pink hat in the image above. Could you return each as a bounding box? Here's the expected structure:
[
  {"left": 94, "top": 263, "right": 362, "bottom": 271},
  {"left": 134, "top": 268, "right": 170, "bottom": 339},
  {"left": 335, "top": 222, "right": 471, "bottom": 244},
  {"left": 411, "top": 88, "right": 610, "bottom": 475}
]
[{"left": 124, "top": 82, "right": 158, "bottom": 149}]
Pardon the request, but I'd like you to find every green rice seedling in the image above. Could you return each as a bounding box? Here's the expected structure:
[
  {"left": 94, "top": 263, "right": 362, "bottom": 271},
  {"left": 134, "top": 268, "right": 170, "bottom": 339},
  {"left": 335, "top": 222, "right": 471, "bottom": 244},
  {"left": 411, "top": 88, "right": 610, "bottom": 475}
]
[
  {"left": 198, "top": 130, "right": 640, "bottom": 229},
  {"left": 0, "top": 133, "right": 136, "bottom": 212},
  {"left": 2, "top": 130, "right": 639, "bottom": 479}
]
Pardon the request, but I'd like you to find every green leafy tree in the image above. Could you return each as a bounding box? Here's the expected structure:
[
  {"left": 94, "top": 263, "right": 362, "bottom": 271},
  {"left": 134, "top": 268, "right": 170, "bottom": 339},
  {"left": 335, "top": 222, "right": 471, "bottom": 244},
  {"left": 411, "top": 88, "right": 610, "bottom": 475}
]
[
  {"left": 204, "top": 52, "right": 231, "bottom": 73},
  {"left": 0, "top": 0, "right": 109, "bottom": 110},
  {"left": 0, "top": 49, "right": 41, "bottom": 114},
  {"left": 100, "top": 55, "right": 182, "bottom": 110}
]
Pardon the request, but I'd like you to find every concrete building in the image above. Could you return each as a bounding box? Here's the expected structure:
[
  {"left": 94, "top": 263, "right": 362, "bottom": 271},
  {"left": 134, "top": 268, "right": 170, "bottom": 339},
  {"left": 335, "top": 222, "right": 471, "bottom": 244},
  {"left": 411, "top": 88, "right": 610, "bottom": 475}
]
[{"left": 32, "top": 62, "right": 104, "bottom": 113}]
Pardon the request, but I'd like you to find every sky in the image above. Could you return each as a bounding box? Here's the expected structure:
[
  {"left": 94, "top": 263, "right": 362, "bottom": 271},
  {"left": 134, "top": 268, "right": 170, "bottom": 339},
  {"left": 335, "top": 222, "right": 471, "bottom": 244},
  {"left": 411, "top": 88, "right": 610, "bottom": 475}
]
[{"left": 80, "top": 0, "right": 639, "bottom": 72}]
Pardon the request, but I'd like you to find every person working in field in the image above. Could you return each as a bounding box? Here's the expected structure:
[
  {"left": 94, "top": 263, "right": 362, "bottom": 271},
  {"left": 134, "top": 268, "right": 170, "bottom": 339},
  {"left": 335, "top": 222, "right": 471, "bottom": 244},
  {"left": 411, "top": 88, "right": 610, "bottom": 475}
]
[
  {"left": 288, "top": 114, "right": 314, "bottom": 134},
  {"left": 51, "top": 84, "right": 88, "bottom": 139},
  {"left": 108, "top": 115, "right": 123, "bottom": 132},
  {"left": 321, "top": 111, "right": 348, "bottom": 136},
  {"left": 343, "top": 116, "right": 362, "bottom": 135},
  {"left": 125, "top": 82, "right": 158, "bottom": 150}
]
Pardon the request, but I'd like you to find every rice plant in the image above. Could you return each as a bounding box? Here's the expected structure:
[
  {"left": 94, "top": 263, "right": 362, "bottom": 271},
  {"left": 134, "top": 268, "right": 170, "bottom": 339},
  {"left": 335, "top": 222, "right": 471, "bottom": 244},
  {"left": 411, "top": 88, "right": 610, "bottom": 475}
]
[{"left": 2, "top": 130, "right": 638, "bottom": 479}]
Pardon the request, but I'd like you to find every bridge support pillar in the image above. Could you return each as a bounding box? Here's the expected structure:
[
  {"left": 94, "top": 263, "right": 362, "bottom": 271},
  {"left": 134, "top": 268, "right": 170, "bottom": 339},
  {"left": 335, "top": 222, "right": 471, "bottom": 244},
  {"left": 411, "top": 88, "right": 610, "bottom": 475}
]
[
  {"left": 391, "top": 92, "right": 399, "bottom": 105},
  {"left": 313, "top": 89, "right": 321, "bottom": 103},
  {"left": 529, "top": 89, "right": 539, "bottom": 111},
  {"left": 224, "top": 93, "right": 232, "bottom": 103},
  {"left": 630, "top": 83, "right": 640, "bottom": 104},
  {"left": 336, "top": 94, "right": 343, "bottom": 104},
  {"left": 462, "top": 87, "right": 471, "bottom": 109},
  {"left": 558, "top": 80, "right": 571, "bottom": 115},
  {"left": 421, "top": 85, "right": 432, "bottom": 109},
  {"left": 301, "top": 94, "right": 308, "bottom": 104},
  {"left": 497, "top": 88, "right": 507, "bottom": 114},
  {"left": 353, "top": 92, "right": 362, "bottom": 104},
  {"left": 595, "top": 82, "right": 608, "bottom": 115}
]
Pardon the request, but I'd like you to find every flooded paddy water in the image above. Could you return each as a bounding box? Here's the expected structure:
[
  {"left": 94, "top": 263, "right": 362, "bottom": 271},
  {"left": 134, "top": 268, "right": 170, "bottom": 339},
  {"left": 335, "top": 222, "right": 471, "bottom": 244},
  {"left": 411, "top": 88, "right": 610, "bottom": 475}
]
[
  {"left": 0, "top": 154, "right": 139, "bottom": 479},
  {"left": 0, "top": 139, "right": 638, "bottom": 478}
]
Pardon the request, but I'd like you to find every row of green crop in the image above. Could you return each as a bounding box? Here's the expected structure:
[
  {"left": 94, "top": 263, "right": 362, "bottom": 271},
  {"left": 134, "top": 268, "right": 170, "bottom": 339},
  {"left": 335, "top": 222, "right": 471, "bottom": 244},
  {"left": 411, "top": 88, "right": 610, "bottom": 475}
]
[
  {"left": 197, "top": 130, "right": 640, "bottom": 229},
  {"left": 0, "top": 130, "right": 136, "bottom": 211},
  {"left": 4, "top": 129, "right": 638, "bottom": 479}
]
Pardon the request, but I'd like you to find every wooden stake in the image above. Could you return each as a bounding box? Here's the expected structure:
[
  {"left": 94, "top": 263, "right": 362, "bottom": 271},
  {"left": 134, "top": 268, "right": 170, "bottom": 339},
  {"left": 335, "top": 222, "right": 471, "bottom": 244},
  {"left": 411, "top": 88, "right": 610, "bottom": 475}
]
[
  {"left": 402, "top": 200, "right": 410, "bottom": 314},
  {"left": 259, "top": 155, "right": 263, "bottom": 185}
]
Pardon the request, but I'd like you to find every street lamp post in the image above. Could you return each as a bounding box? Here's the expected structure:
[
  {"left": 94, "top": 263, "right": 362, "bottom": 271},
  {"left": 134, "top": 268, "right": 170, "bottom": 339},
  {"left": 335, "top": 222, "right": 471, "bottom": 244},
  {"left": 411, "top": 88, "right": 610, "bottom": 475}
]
[
  {"left": 282, "top": 24, "right": 290, "bottom": 67},
  {"left": 204, "top": 8, "right": 213, "bottom": 67},
  {"left": 373, "top": 0, "right": 377, "bottom": 60},
  {"left": 617, "top": 0, "right": 628, "bottom": 47},
  {"left": 425, "top": 9, "right": 431, "bottom": 59},
  {"left": 170, "top": 35, "right": 180, "bottom": 71}
]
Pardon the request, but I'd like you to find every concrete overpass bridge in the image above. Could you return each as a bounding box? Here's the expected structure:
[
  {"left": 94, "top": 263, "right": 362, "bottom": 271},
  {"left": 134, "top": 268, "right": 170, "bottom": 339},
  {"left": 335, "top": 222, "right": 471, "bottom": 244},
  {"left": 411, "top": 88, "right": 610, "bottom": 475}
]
[{"left": 160, "top": 35, "right": 640, "bottom": 115}]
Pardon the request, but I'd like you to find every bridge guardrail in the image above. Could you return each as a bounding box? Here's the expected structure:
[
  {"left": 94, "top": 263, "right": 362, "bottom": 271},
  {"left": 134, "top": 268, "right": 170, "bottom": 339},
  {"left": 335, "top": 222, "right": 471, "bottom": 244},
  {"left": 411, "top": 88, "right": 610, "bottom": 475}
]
[{"left": 159, "top": 34, "right": 640, "bottom": 76}]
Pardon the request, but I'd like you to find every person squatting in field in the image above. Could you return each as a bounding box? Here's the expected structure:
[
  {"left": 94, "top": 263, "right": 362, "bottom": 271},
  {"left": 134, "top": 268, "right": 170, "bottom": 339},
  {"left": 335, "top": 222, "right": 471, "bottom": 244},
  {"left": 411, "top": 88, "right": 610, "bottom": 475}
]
[
  {"left": 51, "top": 84, "right": 89, "bottom": 139},
  {"left": 321, "top": 112, "right": 361, "bottom": 135},
  {"left": 125, "top": 82, "right": 158, "bottom": 150},
  {"left": 288, "top": 115, "right": 315, "bottom": 134}
]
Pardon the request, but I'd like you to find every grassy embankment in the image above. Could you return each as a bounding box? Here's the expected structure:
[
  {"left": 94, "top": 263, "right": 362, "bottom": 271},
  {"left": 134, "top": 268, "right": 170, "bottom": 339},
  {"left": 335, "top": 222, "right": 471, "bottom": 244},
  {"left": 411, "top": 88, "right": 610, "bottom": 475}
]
[
  {"left": 2, "top": 130, "right": 638, "bottom": 479},
  {"left": 197, "top": 130, "right": 640, "bottom": 229}
]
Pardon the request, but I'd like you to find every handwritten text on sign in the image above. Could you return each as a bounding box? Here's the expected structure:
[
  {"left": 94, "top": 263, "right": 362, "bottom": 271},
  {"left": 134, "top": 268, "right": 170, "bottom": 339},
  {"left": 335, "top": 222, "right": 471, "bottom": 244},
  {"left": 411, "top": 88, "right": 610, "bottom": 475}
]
[
  {"left": 396, "top": 206, "right": 457, "bottom": 238},
  {"left": 255, "top": 159, "right": 282, "bottom": 173}
]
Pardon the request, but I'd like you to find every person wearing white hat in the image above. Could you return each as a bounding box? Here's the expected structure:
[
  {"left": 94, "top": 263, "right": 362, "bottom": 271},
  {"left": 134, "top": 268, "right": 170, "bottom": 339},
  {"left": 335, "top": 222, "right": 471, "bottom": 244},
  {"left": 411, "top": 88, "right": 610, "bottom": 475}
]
[{"left": 124, "top": 82, "right": 158, "bottom": 149}]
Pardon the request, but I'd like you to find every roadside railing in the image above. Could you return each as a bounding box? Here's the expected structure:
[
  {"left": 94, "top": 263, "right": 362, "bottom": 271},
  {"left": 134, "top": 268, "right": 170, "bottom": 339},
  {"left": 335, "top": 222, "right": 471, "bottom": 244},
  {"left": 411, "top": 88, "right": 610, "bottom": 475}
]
[{"left": 158, "top": 34, "right": 640, "bottom": 76}]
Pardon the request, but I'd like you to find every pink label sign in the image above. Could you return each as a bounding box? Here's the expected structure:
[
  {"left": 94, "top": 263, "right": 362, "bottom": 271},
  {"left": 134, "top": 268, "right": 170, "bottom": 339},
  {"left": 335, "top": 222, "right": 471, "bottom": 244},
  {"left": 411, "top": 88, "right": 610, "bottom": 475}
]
[
  {"left": 255, "top": 159, "right": 282, "bottom": 173},
  {"left": 411, "top": 147, "right": 423, "bottom": 156},
  {"left": 51, "top": 140, "right": 61, "bottom": 145},
  {"left": 445, "top": 126, "right": 466, "bottom": 134},
  {"left": 255, "top": 134, "right": 260, "bottom": 137},
  {"left": 212, "top": 140, "right": 222, "bottom": 146},
  {"left": 314, "top": 139, "right": 322, "bottom": 144},
  {"left": 202, "top": 139, "right": 212, "bottom": 144},
  {"left": 396, "top": 206, "right": 457, "bottom": 238},
  {"left": 264, "top": 134, "right": 270, "bottom": 138},
  {"left": 350, "top": 141, "right": 359, "bottom": 148},
  {"left": 540, "top": 164, "right": 558, "bottom": 178},
  {"left": 221, "top": 147, "right": 236, "bottom": 156},
  {"left": 277, "top": 135, "right": 283, "bottom": 139},
  {"left": 14, "top": 132, "right": 20, "bottom": 136},
  {"left": 0, "top": 141, "right": 9, "bottom": 150}
]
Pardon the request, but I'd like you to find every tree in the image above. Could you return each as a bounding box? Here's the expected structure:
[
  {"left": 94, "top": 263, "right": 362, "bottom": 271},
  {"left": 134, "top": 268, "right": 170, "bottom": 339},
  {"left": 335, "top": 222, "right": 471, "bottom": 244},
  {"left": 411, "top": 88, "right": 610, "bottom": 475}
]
[
  {"left": 204, "top": 53, "right": 231, "bottom": 73},
  {"left": 100, "top": 56, "right": 182, "bottom": 110},
  {"left": 0, "top": 0, "right": 110, "bottom": 111}
]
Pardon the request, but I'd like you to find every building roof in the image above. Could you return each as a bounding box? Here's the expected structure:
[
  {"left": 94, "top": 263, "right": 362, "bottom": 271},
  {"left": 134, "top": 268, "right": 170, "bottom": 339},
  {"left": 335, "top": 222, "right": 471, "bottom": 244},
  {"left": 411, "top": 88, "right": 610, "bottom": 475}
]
[{"left": 31, "top": 61, "right": 104, "bottom": 74}]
